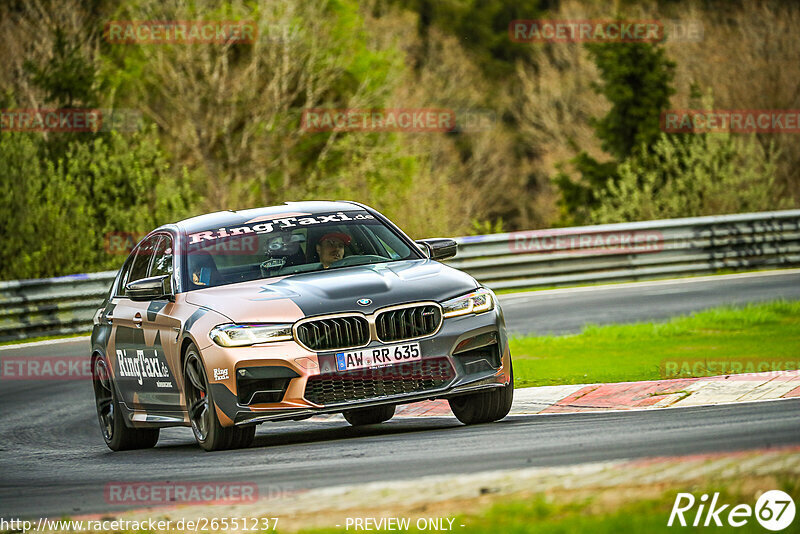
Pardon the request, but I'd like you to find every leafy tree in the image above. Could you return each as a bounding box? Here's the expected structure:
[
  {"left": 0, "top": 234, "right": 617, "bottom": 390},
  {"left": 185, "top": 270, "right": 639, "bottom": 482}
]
[
  {"left": 553, "top": 153, "right": 618, "bottom": 225},
  {"left": 23, "top": 26, "right": 98, "bottom": 108},
  {"left": 591, "top": 132, "right": 783, "bottom": 224}
]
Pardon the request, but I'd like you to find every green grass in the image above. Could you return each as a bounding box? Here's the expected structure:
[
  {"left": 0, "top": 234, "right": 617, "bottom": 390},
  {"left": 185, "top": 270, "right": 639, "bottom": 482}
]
[
  {"left": 0, "top": 331, "right": 90, "bottom": 346},
  {"left": 510, "top": 300, "right": 800, "bottom": 387},
  {"left": 5, "top": 478, "right": 796, "bottom": 534},
  {"left": 294, "top": 478, "right": 800, "bottom": 534}
]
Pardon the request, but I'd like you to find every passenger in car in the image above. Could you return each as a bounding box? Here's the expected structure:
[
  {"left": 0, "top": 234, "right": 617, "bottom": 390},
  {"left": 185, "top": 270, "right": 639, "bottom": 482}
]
[{"left": 189, "top": 251, "right": 222, "bottom": 287}]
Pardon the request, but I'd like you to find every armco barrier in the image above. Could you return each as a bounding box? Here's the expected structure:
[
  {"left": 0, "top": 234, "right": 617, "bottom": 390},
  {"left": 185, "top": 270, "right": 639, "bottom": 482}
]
[
  {"left": 448, "top": 210, "right": 800, "bottom": 289},
  {"left": 1, "top": 210, "right": 799, "bottom": 342}
]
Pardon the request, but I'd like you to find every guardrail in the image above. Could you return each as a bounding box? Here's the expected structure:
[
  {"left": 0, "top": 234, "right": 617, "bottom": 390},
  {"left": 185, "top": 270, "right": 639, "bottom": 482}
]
[
  {"left": 1, "top": 210, "right": 799, "bottom": 342},
  {"left": 0, "top": 271, "right": 116, "bottom": 342}
]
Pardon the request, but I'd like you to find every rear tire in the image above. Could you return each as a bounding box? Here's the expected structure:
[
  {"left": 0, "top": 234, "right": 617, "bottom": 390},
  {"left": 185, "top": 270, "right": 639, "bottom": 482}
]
[
  {"left": 183, "top": 346, "right": 255, "bottom": 451},
  {"left": 448, "top": 363, "right": 514, "bottom": 425},
  {"left": 343, "top": 404, "right": 396, "bottom": 426},
  {"left": 92, "top": 355, "right": 159, "bottom": 451}
]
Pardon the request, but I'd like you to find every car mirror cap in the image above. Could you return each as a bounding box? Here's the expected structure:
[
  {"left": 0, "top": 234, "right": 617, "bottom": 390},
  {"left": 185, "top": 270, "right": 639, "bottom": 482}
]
[{"left": 415, "top": 239, "right": 457, "bottom": 261}]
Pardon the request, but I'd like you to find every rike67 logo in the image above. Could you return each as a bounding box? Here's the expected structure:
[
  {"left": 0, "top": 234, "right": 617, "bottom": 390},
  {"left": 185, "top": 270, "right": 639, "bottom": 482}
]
[{"left": 669, "top": 490, "right": 795, "bottom": 530}]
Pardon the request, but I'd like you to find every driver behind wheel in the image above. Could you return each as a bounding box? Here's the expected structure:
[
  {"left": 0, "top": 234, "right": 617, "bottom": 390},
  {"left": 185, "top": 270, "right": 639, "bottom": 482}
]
[{"left": 316, "top": 232, "right": 350, "bottom": 268}]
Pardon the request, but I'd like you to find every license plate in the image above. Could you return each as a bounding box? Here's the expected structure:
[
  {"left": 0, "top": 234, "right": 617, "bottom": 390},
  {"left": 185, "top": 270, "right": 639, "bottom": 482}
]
[{"left": 335, "top": 342, "right": 421, "bottom": 372}]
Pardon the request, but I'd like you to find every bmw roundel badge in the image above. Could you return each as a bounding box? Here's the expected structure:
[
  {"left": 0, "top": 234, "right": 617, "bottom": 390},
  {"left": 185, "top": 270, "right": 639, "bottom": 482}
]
[{"left": 357, "top": 298, "right": 372, "bottom": 306}]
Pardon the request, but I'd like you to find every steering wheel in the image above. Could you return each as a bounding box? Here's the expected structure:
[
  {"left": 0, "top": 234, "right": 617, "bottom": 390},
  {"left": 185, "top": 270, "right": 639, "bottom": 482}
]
[
  {"left": 259, "top": 257, "right": 287, "bottom": 277},
  {"left": 329, "top": 255, "right": 387, "bottom": 268}
]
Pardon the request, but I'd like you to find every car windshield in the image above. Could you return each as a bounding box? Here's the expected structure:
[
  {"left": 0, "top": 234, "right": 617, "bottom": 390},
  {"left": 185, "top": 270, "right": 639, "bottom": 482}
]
[{"left": 182, "top": 209, "right": 419, "bottom": 290}]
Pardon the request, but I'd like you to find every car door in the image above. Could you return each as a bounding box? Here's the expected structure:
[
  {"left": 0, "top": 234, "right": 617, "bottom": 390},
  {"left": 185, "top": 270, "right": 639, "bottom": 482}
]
[
  {"left": 136, "top": 234, "right": 183, "bottom": 411},
  {"left": 111, "top": 234, "right": 176, "bottom": 411}
]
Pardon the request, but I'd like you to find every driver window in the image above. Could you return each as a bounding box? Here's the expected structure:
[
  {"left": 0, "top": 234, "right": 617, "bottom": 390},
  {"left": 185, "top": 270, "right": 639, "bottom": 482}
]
[
  {"left": 150, "top": 235, "right": 174, "bottom": 278},
  {"left": 114, "top": 255, "right": 135, "bottom": 298}
]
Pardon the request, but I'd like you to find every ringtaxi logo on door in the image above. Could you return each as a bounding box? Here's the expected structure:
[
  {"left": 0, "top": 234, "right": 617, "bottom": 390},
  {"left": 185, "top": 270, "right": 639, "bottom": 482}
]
[{"left": 668, "top": 490, "right": 795, "bottom": 530}]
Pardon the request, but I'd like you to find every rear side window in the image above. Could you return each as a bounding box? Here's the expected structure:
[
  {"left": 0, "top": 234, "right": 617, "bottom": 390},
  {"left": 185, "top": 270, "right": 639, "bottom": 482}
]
[
  {"left": 129, "top": 237, "right": 158, "bottom": 282},
  {"left": 116, "top": 235, "right": 160, "bottom": 297},
  {"left": 114, "top": 256, "right": 135, "bottom": 297},
  {"left": 150, "top": 235, "right": 174, "bottom": 277}
]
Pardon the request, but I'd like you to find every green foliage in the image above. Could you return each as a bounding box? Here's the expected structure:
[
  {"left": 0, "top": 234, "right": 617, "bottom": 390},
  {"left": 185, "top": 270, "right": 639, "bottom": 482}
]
[
  {"left": 511, "top": 300, "right": 800, "bottom": 387},
  {"left": 554, "top": 40, "right": 782, "bottom": 226},
  {"left": 555, "top": 42, "right": 676, "bottom": 224},
  {"left": 23, "top": 26, "right": 99, "bottom": 108},
  {"left": 553, "top": 153, "right": 618, "bottom": 226},
  {"left": 72, "top": 125, "right": 195, "bottom": 242},
  {"left": 325, "top": 0, "right": 401, "bottom": 94},
  {"left": 3, "top": 0, "right": 798, "bottom": 281},
  {"left": 103, "top": 0, "right": 407, "bottom": 213},
  {"left": 470, "top": 217, "right": 505, "bottom": 236},
  {"left": 389, "top": 0, "right": 545, "bottom": 77},
  {"left": 585, "top": 42, "right": 676, "bottom": 161},
  {"left": 590, "top": 132, "right": 783, "bottom": 223}
]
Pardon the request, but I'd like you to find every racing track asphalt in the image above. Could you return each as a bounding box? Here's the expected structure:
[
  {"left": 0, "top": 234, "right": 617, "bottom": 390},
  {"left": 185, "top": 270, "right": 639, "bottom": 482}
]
[{"left": 1, "top": 270, "right": 799, "bottom": 519}]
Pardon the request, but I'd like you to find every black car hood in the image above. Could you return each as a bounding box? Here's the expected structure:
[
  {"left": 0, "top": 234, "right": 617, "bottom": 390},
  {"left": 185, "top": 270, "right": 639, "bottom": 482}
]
[{"left": 184, "top": 259, "right": 479, "bottom": 322}]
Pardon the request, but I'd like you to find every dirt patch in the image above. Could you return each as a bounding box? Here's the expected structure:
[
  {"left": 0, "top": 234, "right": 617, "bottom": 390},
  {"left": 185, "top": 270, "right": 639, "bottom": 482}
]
[{"left": 63, "top": 446, "right": 800, "bottom": 533}]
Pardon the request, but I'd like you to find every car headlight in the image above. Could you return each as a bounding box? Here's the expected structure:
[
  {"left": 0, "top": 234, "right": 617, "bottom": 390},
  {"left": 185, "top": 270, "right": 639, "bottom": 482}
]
[
  {"left": 210, "top": 323, "right": 293, "bottom": 347},
  {"left": 441, "top": 288, "right": 495, "bottom": 318}
]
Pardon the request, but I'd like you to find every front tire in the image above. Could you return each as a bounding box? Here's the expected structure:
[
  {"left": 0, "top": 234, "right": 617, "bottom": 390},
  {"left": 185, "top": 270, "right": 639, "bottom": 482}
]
[
  {"left": 343, "top": 404, "right": 395, "bottom": 426},
  {"left": 448, "top": 363, "right": 514, "bottom": 425},
  {"left": 183, "top": 346, "right": 255, "bottom": 451},
  {"left": 92, "top": 355, "right": 159, "bottom": 451}
]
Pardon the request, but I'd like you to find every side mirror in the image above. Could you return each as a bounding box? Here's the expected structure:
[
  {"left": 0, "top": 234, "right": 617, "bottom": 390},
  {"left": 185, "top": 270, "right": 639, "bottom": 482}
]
[
  {"left": 126, "top": 275, "right": 173, "bottom": 301},
  {"left": 416, "top": 239, "right": 458, "bottom": 261}
]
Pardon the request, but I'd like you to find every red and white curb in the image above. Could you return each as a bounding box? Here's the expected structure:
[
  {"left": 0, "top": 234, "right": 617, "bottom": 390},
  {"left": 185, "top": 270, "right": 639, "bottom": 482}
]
[{"left": 385, "top": 369, "right": 800, "bottom": 418}]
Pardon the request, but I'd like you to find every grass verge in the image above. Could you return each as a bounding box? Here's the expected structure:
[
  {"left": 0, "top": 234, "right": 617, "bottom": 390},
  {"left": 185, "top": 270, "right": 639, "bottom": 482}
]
[
  {"left": 295, "top": 475, "right": 799, "bottom": 534},
  {"left": 0, "top": 331, "right": 90, "bottom": 347},
  {"left": 510, "top": 300, "right": 800, "bottom": 387}
]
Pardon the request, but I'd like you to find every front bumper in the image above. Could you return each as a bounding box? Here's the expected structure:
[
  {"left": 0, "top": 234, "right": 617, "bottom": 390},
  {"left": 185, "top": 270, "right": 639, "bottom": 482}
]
[{"left": 200, "top": 307, "right": 511, "bottom": 427}]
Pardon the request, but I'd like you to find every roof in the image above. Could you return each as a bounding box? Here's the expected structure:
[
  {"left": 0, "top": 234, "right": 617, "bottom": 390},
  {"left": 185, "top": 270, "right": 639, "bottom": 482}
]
[{"left": 174, "top": 201, "right": 364, "bottom": 234}]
